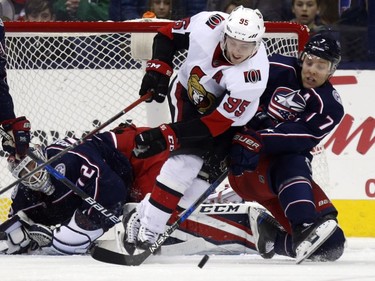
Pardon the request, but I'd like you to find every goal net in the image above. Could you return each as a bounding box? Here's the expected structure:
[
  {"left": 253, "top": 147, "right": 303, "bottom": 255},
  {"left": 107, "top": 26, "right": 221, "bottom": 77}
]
[{"left": 0, "top": 20, "right": 309, "bottom": 222}]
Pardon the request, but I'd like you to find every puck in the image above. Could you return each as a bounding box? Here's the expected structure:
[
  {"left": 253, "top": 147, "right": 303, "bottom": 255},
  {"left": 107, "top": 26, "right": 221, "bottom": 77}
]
[{"left": 198, "top": 254, "right": 209, "bottom": 268}]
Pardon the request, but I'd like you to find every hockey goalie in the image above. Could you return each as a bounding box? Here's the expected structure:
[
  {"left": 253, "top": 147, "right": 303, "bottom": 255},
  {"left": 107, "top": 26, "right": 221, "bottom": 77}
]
[{"left": 0, "top": 122, "right": 263, "bottom": 256}]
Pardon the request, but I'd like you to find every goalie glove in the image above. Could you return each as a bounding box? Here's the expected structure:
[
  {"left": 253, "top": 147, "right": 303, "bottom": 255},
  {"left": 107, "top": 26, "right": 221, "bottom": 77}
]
[
  {"left": 139, "top": 59, "right": 173, "bottom": 103},
  {"left": 133, "top": 123, "right": 180, "bottom": 159},
  {"left": 0, "top": 213, "right": 33, "bottom": 254},
  {"left": 1, "top": 116, "right": 31, "bottom": 158},
  {"left": 229, "top": 127, "right": 263, "bottom": 176}
]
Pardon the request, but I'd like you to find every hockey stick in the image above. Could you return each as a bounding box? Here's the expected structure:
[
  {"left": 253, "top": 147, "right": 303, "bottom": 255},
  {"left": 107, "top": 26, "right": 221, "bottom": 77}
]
[
  {"left": 27, "top": 150, "right": 121, "bottom": 225},
  {"left": 0, "top": 93, "right": 151, "bottom": 196},
  {"left": 90, "top": 169, "right": 229, "bottom": 266}
]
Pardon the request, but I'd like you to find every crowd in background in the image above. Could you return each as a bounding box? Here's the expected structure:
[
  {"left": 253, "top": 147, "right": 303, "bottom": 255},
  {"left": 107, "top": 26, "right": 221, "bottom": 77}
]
[{"left": 0, "top": 0, "right": 373, "bottom": 67}]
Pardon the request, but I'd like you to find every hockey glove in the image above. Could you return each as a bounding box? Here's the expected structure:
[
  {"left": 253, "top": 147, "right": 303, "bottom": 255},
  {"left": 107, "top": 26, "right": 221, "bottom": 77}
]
[
  {"left": 247, "top": 110, "right": 276, "bottom": 130},
  {"left": 133, "top": 123, "right": 179, "bottom": 159},
  {"left": 139, "top": 59, "right": 173, "bottom": 103},
  {"left": 1, "top": 116, "right": 31, "bottom": 157},
  {"left": 229, "top": 127, "right": 263, "bottom": 176},
  {"left": 0, "top": 213, "right": 32, "bottom": 254}
]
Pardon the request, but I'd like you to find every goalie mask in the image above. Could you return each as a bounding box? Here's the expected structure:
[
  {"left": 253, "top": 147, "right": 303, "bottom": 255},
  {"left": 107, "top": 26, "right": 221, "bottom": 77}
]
[
  {"left": 221, "top": 6, "right": 265, "bottom": 62},
  {"left": 8, "top": 146, "right": 54, "bottom": 195}
]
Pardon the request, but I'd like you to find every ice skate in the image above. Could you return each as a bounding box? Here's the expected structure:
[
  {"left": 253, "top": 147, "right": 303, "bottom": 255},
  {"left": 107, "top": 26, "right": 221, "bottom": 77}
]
[
  {"left": 293, "top": 219, "right": 338, "bottom": 264},
  {"left": 136, "top": 225, "right": 161, "bottom": 251},
  {"left": 122, "top": 209, "right": 140, "bottom": 255},
  {"left": 249, "top": 207, "right": 283, "bottom": 259}
]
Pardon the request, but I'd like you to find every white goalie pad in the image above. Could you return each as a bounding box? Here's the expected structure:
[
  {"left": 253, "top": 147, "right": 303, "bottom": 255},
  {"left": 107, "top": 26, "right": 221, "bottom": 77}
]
[{"left": 99, "top": 201, "right": 266, "bottom": 256}]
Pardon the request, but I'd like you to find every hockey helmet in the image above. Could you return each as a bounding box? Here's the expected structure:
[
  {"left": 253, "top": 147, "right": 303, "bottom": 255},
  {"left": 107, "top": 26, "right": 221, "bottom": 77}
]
[
  {"left": 300, "top": 33, "right": 341, "bottom": 73},
  {"left": 224, "top": 6, "right": 265, "bottom": 43},
  {"left": 9, "top": 146, "right": 54, "bottom": 195}
]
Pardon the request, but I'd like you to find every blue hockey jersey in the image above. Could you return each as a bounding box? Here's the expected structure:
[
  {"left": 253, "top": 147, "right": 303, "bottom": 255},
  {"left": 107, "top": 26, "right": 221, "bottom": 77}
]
[
  {"left": 10, "top": 132, "right": 132, "bottom": 228},
  {"left": 258, "top": 54, "right": 344, "bottom": 156}
]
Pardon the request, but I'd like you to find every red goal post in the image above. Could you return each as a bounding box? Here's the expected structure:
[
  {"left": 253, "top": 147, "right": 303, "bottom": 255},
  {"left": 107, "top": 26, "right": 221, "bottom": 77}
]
[{"left": 0, "top": 21, "right": 309, "bottom": 222}]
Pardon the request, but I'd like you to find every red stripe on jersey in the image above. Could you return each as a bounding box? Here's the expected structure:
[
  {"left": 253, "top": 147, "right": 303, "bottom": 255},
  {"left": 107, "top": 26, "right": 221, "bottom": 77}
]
[
  {"left": 175, "top": 82, "right": 185, "bottom": 121},
  {"left": 157, "top": 22, "right": 175, "bottom": 40},
  {"left": 201, "top": 109, "right": 233, "bottom": 137}
]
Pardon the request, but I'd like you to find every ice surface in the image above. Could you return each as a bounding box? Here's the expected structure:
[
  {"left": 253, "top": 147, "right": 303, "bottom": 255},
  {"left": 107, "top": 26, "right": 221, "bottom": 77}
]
[{"left": 0, "top": 238, "right": 374, "bottom": 281}]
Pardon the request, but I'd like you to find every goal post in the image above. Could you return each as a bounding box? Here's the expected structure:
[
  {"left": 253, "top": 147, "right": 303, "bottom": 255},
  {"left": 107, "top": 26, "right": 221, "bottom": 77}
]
[{"left": 0, "top": 20, "right": 309, "bottom": 222}]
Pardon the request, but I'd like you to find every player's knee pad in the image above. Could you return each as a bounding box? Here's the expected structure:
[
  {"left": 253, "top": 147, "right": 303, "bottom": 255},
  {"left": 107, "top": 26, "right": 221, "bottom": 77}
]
[
  {"left": 0, "top": 213, "right": 32, "bottom": 254},
  {"left": 51, "top": 211, "right": 104, "bottom": 255}
]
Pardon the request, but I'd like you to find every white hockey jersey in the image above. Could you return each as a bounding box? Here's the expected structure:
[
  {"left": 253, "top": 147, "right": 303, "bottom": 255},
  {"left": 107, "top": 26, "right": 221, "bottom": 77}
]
[{"left": 167, "top": 11, "right": 269, "bottom": 134}]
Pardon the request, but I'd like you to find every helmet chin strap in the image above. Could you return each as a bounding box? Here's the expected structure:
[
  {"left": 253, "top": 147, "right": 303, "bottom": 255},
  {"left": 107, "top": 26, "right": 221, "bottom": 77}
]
[{"left": 220, "top": 37, "right": 233, "bottom": 64}]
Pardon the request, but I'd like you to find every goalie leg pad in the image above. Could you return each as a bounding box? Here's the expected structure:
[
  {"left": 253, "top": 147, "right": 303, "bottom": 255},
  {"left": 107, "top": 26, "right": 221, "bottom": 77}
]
[{"left": 51, "top": 211, "right": 104, "bottom": 255}]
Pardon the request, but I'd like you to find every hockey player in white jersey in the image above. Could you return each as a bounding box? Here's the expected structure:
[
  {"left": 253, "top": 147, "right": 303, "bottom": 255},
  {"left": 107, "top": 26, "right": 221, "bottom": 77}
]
[{"left": 123, "top": 6, "right": 270, "bottom": 252}]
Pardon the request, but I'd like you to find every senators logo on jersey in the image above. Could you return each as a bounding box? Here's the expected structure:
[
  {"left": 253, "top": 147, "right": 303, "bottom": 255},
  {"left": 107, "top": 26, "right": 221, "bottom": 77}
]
[
  {"left": 187, "top": 66, "right": 216, "bottom": 114},
  {"left": 243, "top": 69, "right": 261, "bottom": 83},
  {"left": 206, "top": 14, "right": 225, "bottom": 29}
]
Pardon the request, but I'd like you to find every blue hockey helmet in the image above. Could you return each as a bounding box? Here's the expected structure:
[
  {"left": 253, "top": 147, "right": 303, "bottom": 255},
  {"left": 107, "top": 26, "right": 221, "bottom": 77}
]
[{"left": 300, "top": 33, "right": 341, "bottom": 73}]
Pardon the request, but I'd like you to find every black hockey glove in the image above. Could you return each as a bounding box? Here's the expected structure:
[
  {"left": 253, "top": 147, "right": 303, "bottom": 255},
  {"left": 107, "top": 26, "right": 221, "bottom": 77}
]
[
  {"left": 139, "top": 59, "right": 173, "bottom": 103},
  {"left": 133, "top": 123, "right": 179, "bottom": 159},
  {"left": 229, "top": 127, "right": 263, "bottom": 176},
  {"left": 1, "top": 116, "right": 31, "bottom": 158},
  {"left": 247, "top": 109, "right": 276, "bottom": 130}
]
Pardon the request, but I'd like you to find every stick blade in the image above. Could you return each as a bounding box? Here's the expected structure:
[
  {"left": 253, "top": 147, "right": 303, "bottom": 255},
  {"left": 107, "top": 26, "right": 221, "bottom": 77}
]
[{"left": 90, "top": 245, "right": 151, "bottom": 266}]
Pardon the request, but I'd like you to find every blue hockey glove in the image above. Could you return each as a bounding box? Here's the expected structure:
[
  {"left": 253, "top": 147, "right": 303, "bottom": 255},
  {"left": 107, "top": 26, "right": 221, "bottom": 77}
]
[{"left": 229, "top": 127, "right": 263, "bottom": 176}]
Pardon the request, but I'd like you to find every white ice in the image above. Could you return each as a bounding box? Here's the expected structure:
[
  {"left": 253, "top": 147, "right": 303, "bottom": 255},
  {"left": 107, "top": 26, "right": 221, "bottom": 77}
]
[{"left": 0, "top": 238, "right": 374, "bottom": 281}]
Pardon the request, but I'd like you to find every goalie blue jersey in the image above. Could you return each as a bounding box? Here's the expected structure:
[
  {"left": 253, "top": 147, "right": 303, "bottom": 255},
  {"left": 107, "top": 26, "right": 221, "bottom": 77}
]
[
  {"left": 257, "top": 54, "right": 344, "bottom": 156},
  {"left": 10, "top": 132, "right": 132, "bottom": 227}
]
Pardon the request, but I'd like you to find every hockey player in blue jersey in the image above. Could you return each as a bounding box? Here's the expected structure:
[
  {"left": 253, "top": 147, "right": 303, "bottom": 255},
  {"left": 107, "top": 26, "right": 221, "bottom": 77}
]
[
  {"left": 0, "top": 19, "right": 31, "bottom": 159},
  {"left": 0, "top": 123, "right": 258, "bottom": 256},
  {"left": 228, "top": 33, "right": 346, "bottom": 263},
  {"left": 0, "top": 123, "right": 169, "bottom": 255}
]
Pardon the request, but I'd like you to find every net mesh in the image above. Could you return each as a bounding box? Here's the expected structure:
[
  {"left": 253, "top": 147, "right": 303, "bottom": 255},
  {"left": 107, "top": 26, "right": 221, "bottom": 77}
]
[{"left": 0, "top": 21, "right": 307, "bottom": 222}]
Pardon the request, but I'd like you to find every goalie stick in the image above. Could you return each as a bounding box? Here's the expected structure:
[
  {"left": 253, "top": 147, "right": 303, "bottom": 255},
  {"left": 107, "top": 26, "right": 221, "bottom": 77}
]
[
  {"left": 26, "top": 149, "right": 121, "bottom": 226},
  {"left": 90, "top": 169, "right": 229, "bottom": 266},
  {"left": 0, "top": 93, "right": 151, "bottom": 197}
]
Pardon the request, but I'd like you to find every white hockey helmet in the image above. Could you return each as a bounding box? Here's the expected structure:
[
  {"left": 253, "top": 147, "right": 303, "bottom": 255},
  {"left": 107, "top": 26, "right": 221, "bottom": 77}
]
[
  {"left": 8, "top": 146, "right": 55, "bottom": 195},
  {"left": 224, "top": 6, "right": 265, "bottom": 44}
]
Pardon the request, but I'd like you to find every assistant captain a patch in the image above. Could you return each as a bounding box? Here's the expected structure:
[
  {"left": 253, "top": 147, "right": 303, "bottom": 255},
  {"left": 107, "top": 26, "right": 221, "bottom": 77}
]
[{"left": 243, "top": 69, "right": 261, "bottom": 83}]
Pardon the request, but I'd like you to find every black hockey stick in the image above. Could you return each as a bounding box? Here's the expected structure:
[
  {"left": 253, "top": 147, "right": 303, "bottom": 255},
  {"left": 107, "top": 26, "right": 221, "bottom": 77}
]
[
  {"left": 0, "top": 93, "right": 151, "bottom": 196},
  {"left": 90, "top": 169, "right": 228, "bottom": 266},
  {"left": 27, "top": 150, "right": 121, "bottom": 226}
]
